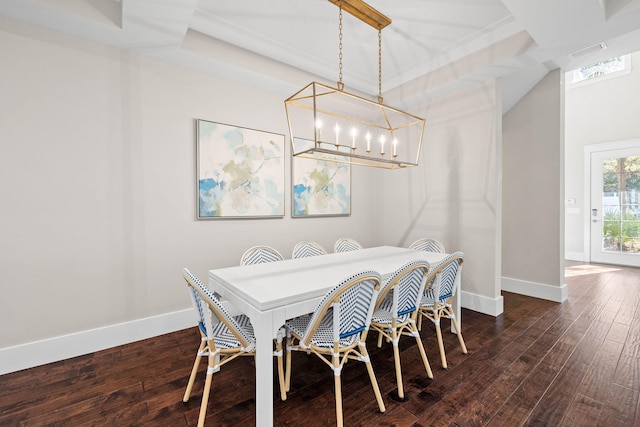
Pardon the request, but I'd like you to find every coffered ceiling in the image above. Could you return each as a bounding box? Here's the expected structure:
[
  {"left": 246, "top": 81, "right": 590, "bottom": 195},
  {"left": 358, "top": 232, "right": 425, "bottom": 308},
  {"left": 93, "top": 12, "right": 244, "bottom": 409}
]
[{"left": 3, "top": 0, "right": 640, "bottom": 112}]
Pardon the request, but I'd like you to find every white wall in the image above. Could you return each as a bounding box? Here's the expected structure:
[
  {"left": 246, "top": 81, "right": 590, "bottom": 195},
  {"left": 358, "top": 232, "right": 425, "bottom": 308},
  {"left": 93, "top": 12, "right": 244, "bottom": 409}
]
[
  {"left": 379, "top": 81, "right": 504, "bottom": 316},
  {"left": 565, "top": 52, "right": 640, "bottom": 259},
  {"left": 0, "top": 18, "right": 507, "bottom": 373},
  {"left": 0, "top": 20, "right": 381, "bottom": 361},
  {"left": 502, "top": 69, "right": 566, "bottom": 302}
]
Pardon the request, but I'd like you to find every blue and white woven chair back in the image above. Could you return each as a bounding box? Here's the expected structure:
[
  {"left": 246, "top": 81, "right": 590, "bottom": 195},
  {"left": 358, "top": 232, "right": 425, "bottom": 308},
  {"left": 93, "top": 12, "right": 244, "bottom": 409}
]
[
  {"left": 438, "top": 252, "right": 464, "bottom": 299},
  {"left": 185, "top": 270, "right": 207, "bottom": 332},
  {"left": 182, "top": 268, "right": 254, "bottom": 348},
  {"left": 292, "top": 241, "right": 327, "bottom": 259},
  {"left": 423, "top": 252, "right": 464, "bottom": 303},
  {"left": 334, "top": 237, "right": 364, "bottom": 253},
  {"left": 409, "top": 238, "right": 446, "bottom": 253},
  {"left": 382, "top": 260, "right": 430, "bottom": 320},
  {"left": 302, "top": 270, "right": 381, "bottom": 347},
  {"left": 240, "top": 245, "right": 284, "bottom": 265}
]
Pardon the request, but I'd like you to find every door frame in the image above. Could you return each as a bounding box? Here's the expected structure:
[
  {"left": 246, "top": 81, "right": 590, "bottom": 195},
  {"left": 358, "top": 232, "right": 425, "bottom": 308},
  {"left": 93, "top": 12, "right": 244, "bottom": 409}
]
[{"left": 583, "top": 139, "right": 640, "bottom": 263}]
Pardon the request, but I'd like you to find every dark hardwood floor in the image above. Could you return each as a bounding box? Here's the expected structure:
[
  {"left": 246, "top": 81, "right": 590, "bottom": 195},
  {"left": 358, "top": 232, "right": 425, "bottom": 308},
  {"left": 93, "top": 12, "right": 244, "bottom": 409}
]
[{"left": 1, "top": 261, "right": 639, "bottom": 426}]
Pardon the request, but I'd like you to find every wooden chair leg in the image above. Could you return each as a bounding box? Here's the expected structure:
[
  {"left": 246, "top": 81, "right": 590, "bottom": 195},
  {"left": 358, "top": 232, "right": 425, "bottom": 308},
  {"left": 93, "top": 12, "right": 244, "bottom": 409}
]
[
  {"left": 285, "top": 335, "right": 292, "bottom": 392},
  {"left": 276, "top": 335, "right": 287, "bottom": 401},
  {"left": 410, "top": 323, "right": 433, "bottom": 379},
  {"left": 333, "top": 354, "right": 343, "bottom": 427},
  {"left": 360, "top": 343, "right": 386, "bottom": 413},
  {"left": 433, "top": 311, "right": 448, "bottom": 368},
  {"left": 391, "top": 330, "right": 404, "bottom": 399},
  {"left": 450, "top": 314, "right": 468, "bottom": 354},
  {"left": 377, "top": 331, "right": 384, "bottom": 348},
  {"left": 197, "top": 370, "right": 214, "bottom": 427},
  {"left": 183, "top": 339, "right": 206, "bottom": 402}
]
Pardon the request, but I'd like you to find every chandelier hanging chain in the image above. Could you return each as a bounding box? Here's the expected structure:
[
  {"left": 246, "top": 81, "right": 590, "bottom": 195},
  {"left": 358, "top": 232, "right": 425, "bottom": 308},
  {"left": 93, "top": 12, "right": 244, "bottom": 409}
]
[
  {"left": 378, "top": 29, "right": 383, "bottom": 103},
  {"left": 338, "top": 6, "right": 344, "bottom": 90},
  {"left": 336, "top": 4, "right": 384, "bottom": 101}
]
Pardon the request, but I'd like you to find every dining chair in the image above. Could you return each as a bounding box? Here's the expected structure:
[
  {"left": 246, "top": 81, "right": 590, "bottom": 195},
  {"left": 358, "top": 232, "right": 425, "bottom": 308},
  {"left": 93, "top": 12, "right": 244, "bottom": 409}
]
[
  {"left": 292, "top": 240, "right": 327, "bottom": 259},
  {"left": 370, "top": 260, "right": 433, "bottom": 400},
  {"left": 282, "top": 270, "right": 386, "bottom": 427},
  {"left": 408, "top": 237, "right": 446, "bottom": 253},
  {"left": 333, "top": 237, "right": 364, "bottom": 253},
  {"left": 182, "top": 268, "right": 285, "bottom": 427},
  {"left": 417, "top": 251, "right": 467, "bottom": 369},
  {"left": 240, "top": 245, "right": 284, "bottom": 265}
]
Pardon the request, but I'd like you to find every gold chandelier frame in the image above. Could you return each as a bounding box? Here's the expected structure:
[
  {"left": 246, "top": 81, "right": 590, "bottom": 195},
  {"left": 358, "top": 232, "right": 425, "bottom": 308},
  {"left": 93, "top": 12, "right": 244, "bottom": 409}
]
[{"left": 284, "top": 0, "right": 425, "bottom": 170}]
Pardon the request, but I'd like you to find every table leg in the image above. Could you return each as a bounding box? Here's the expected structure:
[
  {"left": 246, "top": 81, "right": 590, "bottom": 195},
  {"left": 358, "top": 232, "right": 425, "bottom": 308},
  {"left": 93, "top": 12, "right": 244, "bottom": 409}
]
[{"left": 251, "top": 311, "right": 274, "bottom": 427}]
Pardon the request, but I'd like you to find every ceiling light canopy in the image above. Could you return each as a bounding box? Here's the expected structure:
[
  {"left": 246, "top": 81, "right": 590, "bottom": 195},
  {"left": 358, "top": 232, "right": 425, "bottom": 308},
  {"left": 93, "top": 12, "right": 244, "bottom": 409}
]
[{"left": 284, "top": 0, "right": 425, "bottom": 169}]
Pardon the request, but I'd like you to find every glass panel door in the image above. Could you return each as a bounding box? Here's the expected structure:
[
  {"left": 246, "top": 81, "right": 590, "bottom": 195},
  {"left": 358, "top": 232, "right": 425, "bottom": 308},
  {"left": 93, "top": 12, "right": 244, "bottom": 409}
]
[{"left": 590, "top": 147, "right": 640, "bottom": 266}]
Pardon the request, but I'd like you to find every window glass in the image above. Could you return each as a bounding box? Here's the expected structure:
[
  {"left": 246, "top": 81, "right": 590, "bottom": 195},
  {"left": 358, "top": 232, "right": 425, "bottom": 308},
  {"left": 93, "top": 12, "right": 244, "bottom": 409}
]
[{"left": 568, "top": 54, "right": 631, "bottom": 87}]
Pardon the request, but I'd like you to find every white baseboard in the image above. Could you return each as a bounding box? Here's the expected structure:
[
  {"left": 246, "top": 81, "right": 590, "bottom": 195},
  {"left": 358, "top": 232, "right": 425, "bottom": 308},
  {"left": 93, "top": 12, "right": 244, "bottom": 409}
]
[
  {"left": 460, "top": 291, "right": 504, "bottom": 317},
  {"left": 565, "top": 251, "right": 586, "bottom": 262},
  {"left": 0, "top": 309, "right": 195, "bottom": 376},
  {"left": 501, "top": 277, "right": 568, "bottom": 303},
  {"left": 1, "top": 291, "right": 507, "bottom": 376}
]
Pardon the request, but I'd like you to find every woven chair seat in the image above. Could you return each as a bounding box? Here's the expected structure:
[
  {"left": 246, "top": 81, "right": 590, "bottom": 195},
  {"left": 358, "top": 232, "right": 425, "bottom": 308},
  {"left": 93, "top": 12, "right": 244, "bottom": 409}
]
[
  {"left": 421, "top": 289, "right": 453, "bottom": 306},
  {"left": 286, "top": 313, "right": 362, "bottom": 348},
  {"left": 371, "top": 294, "right": 414, "bottom": 325},
  {"left": 371, "top": 309, "right": 412, "bottom": 325},
  {"left": 211, "top": 314, "right": 256, "bottom": 349}
]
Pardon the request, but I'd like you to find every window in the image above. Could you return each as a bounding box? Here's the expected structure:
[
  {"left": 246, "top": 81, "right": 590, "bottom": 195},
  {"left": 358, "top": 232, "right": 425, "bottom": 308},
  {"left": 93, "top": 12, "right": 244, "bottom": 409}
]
[{"left": 568, "top": 54, "right": 632, "bottom": 87}]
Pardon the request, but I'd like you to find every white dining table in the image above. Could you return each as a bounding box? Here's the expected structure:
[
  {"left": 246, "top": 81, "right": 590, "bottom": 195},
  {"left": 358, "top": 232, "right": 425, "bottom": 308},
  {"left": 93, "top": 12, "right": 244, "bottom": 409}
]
[{"left": 208, "top": 246, "right": 456, "bottom": 427}]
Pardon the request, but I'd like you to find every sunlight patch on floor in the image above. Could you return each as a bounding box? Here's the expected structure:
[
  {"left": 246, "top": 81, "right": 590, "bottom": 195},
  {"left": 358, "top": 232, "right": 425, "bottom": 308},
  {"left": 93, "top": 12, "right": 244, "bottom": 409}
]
[{"left": 565, "top": 264, "right": 623, "bottom": 277}]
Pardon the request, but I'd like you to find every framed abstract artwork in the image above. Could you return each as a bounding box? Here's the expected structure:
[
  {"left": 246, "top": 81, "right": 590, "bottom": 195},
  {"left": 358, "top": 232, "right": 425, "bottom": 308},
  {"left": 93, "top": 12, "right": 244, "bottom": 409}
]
[
  {"left": 196, "top": 119, "right": 285, "bottom": 219},
  {"left": 292, "top": 139, "right": 351, "bottom": 217}
]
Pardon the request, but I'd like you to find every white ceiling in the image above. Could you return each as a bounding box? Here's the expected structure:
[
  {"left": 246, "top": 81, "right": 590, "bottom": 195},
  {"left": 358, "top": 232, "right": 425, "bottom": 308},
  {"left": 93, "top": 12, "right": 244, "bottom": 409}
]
[{"left": 3, "top": 0, "right": 640, "bottom": 112}]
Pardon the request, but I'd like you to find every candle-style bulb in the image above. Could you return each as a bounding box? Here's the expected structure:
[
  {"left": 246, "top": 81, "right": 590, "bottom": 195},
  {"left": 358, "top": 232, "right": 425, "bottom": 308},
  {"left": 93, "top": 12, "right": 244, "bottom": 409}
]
[
  {"left": 392, "top": 138, "right": 398, "bottom": 157},
  {"left": 380, "top": 135, "right": 386, "bottom": 155},
  {"left": 315, "top": 119, "right": 322, "bottom": 142},
  {"left": 351, "top": 127, "right": 357, "bottom": 149},
  {"left": 335, "top": 123, "right": 340, "bottom": 147},
  {"left": 366, "top": 132, "right": 371, "bottom": 152}
]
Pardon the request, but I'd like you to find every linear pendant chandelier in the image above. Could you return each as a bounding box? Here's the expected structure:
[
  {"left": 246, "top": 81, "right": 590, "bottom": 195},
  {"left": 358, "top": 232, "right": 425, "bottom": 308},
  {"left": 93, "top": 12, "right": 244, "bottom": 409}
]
[{"left": 285, "top": 0, "right": 425, "bottom": 169}]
